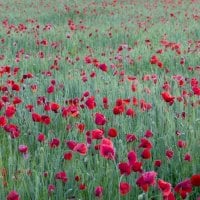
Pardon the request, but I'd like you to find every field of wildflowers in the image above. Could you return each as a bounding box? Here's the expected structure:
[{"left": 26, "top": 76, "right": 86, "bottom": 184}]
[{"left": 0, "top": 0, "right": 200, "bottom": 199}]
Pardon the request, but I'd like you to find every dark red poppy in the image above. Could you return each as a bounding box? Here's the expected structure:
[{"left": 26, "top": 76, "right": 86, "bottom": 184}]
[
  {"left": 154, "top": 160, "right": 162, "bottom": 167},
  {"left": 55, "top": 171, "right": 67, "bottom": 183},
  {"left": 177, "top": 140, "right": 187, "bottom": 148},
  {"left": 191, "top": 174, "right": 200, "bottom": 187},
  {"left": 132, "top": 161, "right": 143, "bottom": 172},
  {"left": 41, "top": 115, "right": 51, "bottom": 125},
  {"left": 49, "top": 138, "right": 60, "bottom": 148},
  {"left": 6, "top": 190, "right": 20, "bottom": 200},
  {"left": 94, "top": 186, "right": 103, "bottom": 197},
  {"left": 126, "top": 134, "right": 137, "bottom": 142},
  {"left": 76, "top": 123, "right": 85, "bottom": 133},
  {"left": 48, "top": 184, "right": 55, "bottom": 194},
  {"left": 66, "top": 140, "right": 77, "bottom": 150},
  {"left": 118, "top": 162, "right": 131, "bottom": 176},
  {"left": 184, "top": 153, "right": 192, "bottom": 162},
  {"left": 37, "top": 133, "right": 45, "bottom": 142},
  {"left": 119, "top": 182, "right": 131, "bottom": 196},
  {"left": 63, "top": 152, "right": 73, "bottom": 160},
  {"left": 12, "top": 83, "right": 20, "bottom": 91},
  {"left": 79, "top": 183, "right": 86, "bottom": 190},
  {"left": 174, "top": 178, "right": 192, "bottom": 199},
  {"left": 166, "top": 149, "right": 174, "bottom": 159}
]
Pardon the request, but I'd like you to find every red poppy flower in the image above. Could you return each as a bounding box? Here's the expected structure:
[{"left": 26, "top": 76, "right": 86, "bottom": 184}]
[
  {"left": 157, "top": 179, "right": 172, "bottom": 197},
  {"left": 79, "top": 183, "right": 86, "bottom": 190},
  {"left": 118, "top": 162, "right": 131, "bottom": 176},
  {"left": 49, "top": 138, "right": 60, "bottom": 148},
  {"left": 5, "top": 105, "right": 16, "bottom": 118},
  {"left": 144, "top": 130, "right": 153, "bottom": 138},
  {"left": 13, "top": 97, "right": 22, "bottom": 105},
  {"left": 50, "top": 102, "right": 60, "bottom": 112},
  {"left": 99, "top": 63, "right": 108, "bottom": 72},
  {"left": 37, "top": 133, "right": 45, "bottom": 142},
  {"left": 12, "top": 83, "right": 20, "bottom": 91},
  {"left": 63, "top": 152, "right": 73, "bottom": 160},
  {"left": 41, "top": 115, "right": 51, "bottom": 125},
  {"left": 108, "top": 127, "right": 118, "bottom": 138},
  {"left": 100, "top": 138, "right": 115, "bottom": 160},
  {"left": 18, "top": 145, "right": 28, "bottom": 154},
  {"left": 47, "top": 85, "right": 54, "bottom": 94},
  {"left": 73, "top": 143, "right": 88, "bottom": 155},
  {"left": 119, "top": 182, "right": 131, "bottom": 196},
  {"left": 0, "top": 115, "right": 7, "bottom": 127},
  {"left": 85, "top": 96, "right": 96, "bottom": 110},
  {"left": 4, "top": 123, "right": 20, "bottom": 139},
  {"left": 174, "top": 178, "right": 192, "bottom": 199},
  {"left": 161, "top": 91, "right": 175, "bottom": 104},
  {"left": 139, "top": 138, "right": 152, "bottom": 149},
  {"left": 154, "top": 160, "right": 162, "bottom": 167},
  {"left": 32, "top": 112, "right": 41, "bottom": 122},
  {"left": 94, "top": 186, "right": 103, "bottom": 197},
  {"left": 141, "top": 148, "right": 151, "bottom": 159},
  {"left": 55, "top": 171, "right": 67, "bottom": 183},
  {"left": 92, "top": 129, "right": 104, "bottom": 140},
  {"left": 6, "top": 190, "right": 20, "bottom": 200},
  {"left": 132, "top": 161, "right": 143, "bottom": 172},
  {"left": 126, "top": 108, "right": 136, "bottom": 117},
  {"left": 113, "top": 104, "right": 125, "bottom": 115},
  {"left": 126, "top": 134, "right": 137, "bottom": 143},
  {"left": 76, "top": 123, "right": 85, "bottom": 133},
  {"left": 177, "top": 140, "right": 187, "bottom": 148},
  {"left": 191, "top": 174, "right": 200, "bottom": 187},
  {"left": 94, "top": 112, "right": 107, "bottom": 126},
  {"left": 184, "top": 153, "right": 192, "bottom": 162},
  {"left": 166, "top": 149, "right": 174, "bottom": 159},
  {"left": 48, "top": 184, "right": 55, "bottom": 194},
  {"left": 136, "top": 171, "right": 157, "bottom": 192},
  {"left": 66, "top": 140, "right": 77, "bottom": 150},
  {"left": 127, "top": 150, "right": 137, "bottom": 166}
]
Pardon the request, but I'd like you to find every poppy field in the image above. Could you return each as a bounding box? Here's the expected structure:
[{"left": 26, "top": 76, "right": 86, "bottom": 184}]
[{"left": 0, "top": 0, "right": 200, "bottom": 199}]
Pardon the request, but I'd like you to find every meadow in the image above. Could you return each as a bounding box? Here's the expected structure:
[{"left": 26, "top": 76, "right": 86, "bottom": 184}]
[{"left": 0, "top": 0, "right": 200, "bottom": 199}]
